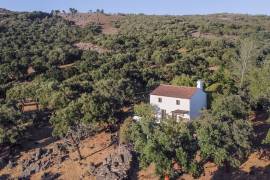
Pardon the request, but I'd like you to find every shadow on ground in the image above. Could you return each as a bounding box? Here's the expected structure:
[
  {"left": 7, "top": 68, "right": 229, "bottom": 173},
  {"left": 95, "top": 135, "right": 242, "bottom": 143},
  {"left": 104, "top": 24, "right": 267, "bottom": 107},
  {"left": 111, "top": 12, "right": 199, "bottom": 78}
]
[
  {"left": 212, "top": 165, "right": 270, "bottom": 180},
  {"left": 41, "top": 172, "right": 61, "bottom": 180},
  {"left": 0, "top": 174, "right": 11, "bottom": 180}
]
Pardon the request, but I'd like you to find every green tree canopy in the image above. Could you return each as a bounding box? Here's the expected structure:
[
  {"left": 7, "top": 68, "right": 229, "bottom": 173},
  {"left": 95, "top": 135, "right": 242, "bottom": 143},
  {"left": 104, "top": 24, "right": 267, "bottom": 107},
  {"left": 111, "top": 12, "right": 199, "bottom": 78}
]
[
  {"left": 211, "top": 95, "right": 249, "bottom": 121},
  {"left": 129, "top": 104, "right": 200, "bottom": 177},
  {"left": 0, "top": 102, "right": 28, "bottom": 144},
  {"left": 171, "top": 75, "right": 195, "bottom": 87}
]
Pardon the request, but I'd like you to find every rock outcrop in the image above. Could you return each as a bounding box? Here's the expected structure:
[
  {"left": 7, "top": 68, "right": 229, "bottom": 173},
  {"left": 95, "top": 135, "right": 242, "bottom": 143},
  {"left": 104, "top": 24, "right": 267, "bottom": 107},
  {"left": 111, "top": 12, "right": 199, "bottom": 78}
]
[
  {"left": 19, "top": 144, "right": 69, "bottom": 179},
  {"left": 89, "top": 145, "right": 133, "bottom": 180}
]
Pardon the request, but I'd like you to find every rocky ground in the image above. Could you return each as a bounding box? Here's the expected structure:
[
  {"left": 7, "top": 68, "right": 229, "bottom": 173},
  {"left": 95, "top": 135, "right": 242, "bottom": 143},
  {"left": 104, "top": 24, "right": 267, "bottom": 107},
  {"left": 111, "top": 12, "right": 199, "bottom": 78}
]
[
  {"left": 1, "top": 133, "right": 269, "bottom": 180},
  {"left": 89, "top": 146, "right": 133, "bottom": 180},
  {"left": 0, "top": 127, "right": 128, "bottom": 180},
  {"left": 0, "top": 112, "right": 269, "bottom": 180}
]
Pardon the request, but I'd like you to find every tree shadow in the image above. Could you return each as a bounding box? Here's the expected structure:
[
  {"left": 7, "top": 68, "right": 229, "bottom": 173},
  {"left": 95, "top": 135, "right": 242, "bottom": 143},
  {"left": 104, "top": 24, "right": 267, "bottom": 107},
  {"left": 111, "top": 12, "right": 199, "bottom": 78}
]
[
  {"left": 0, "top": 112, "right": 57, "bottom": 170},
  {"left": 252, "top": 111, "right": 269, "bottom": 146},
  {"left": 84, "top": 143, "right": 113, "bottom": 159},
  {"left": 41, "top": 172, "right": 61, "bottom": 180},
  {"left": 128, "top": 152, "right": 140, "bottom": 180},
  {"left": 0, "top": 145, "right": 10, "bottom": 170},
  {"left": 0, "top": 174, "right": 11, "bottom": 180},
  {"left": 17, "top": 111, "right": 58, "bottom": 151},
  {"left": 212, "top": 165, "right": 270, "bottom": 180},
  {"left": 115, "top": 106, "right": 133, "bottom": 124},
  {"left": 19, "top": 124, "right": 57, "bottom": 151}
]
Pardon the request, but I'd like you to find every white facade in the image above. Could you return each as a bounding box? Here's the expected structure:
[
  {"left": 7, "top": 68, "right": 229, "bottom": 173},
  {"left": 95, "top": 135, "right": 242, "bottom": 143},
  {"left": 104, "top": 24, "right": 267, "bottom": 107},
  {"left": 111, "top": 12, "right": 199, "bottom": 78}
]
[
  {"left": 150, "top": 95, "right": 191, "bottom": 119},
  {"left": 150, "top": 81, "right": 207, "bottom": 120}
]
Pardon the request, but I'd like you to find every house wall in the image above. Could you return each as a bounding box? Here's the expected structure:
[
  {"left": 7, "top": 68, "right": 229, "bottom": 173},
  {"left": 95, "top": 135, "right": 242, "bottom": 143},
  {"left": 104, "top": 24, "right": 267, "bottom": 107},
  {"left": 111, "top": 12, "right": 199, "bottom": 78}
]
[
  {"left": 190, "top": 89, "right": 207, "bottom": 119},
  {"left": 150, "top": 95, "right": 190, "bottom": 119}
]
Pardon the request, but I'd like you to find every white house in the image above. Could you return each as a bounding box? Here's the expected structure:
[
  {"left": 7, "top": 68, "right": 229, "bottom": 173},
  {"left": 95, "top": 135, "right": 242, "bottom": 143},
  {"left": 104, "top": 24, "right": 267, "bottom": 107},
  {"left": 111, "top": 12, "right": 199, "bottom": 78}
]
[{"left": 150, "top": 80, "right": 207, "bottom": 120}]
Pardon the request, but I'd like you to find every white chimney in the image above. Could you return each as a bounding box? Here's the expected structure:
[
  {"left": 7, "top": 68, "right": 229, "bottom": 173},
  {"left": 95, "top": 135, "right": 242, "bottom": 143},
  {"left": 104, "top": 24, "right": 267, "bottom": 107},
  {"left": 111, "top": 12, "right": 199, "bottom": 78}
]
[{"left": 197, "top": 80, "right": 204, "bottom": 89}]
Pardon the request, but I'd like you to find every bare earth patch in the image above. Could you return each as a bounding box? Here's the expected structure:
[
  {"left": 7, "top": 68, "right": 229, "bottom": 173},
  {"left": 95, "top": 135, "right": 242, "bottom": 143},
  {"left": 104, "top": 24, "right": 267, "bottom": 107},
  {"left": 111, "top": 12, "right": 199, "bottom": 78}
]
[
  {"left": 138, "top": 163, "right": 159, "bottom": 180},
  {"left": 191, "top": 31, "right": 238, "bottom": 40},
  {"left": 58, "top": 63, "right": 76, "bottom": 69},
  {"left": 60, "top": 13, "right": 123, "bottom": 35}
]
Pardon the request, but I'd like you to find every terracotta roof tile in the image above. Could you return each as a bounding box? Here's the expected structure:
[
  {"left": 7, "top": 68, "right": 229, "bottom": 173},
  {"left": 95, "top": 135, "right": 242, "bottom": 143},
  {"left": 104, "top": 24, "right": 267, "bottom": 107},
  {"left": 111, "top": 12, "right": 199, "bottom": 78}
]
[{"left": 150, "top": 84, "right": 198, "bottom": 99}]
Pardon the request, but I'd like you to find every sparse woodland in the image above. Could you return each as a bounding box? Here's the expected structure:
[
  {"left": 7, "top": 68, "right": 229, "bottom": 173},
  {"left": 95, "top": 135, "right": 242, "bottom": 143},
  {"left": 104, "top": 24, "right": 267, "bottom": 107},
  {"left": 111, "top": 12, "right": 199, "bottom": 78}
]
[{"left": 0, "top": 10, "right": 270, "bottom": 178}]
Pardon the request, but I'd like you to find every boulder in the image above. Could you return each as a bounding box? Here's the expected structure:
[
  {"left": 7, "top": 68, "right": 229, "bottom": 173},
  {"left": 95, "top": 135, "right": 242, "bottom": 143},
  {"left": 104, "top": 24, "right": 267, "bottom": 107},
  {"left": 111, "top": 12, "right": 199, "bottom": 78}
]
[
  {"left": 22, "top": 159, "right": 31, "bottom": 171},
  {"left": 20, "top": 168, "right": 31, "bottom": 180},
  {"left": 34, "top": 164, "right": 40, "bottom": 173},
  {"left": 19, "top": 163, "right": 40, "bottom": 178},
  {"left": 98, "top": 164, "right": 110, "bottom": 176},
  {"left": 40, "top": 160, "right": 51, "bottom": 170},
  {"left": 106, "top": 172, "right": 119, "bottom": 180},
  {"left": 88, "top": 163, "right": 96, "bottom": 174},
  {"left": 42, "top": 148, "right": 52, "bottom": 158},
  {"left": 121, "top": 151, "right": 132, "bottom": 164},
  {"left": 34, "top": 149, "right": 41, "bottom": 161},
  {"left": 54, "top": 143, "right": 68, "bottom": 155},
  {"left": 113, "top": 154, "right": 123, "bottom": 164},
  {"left": 7, "top": 160, "right": 15, "bottom": 169},
  {"left": 92, "top": 145, "right": 133, "bottom": 179}
]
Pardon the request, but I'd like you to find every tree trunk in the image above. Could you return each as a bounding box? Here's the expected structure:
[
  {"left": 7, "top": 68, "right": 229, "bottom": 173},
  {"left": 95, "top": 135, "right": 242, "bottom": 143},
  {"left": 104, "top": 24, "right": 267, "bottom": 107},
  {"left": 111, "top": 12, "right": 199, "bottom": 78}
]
[{"left": 70, "top": 134, "right": 83, "bottom": 160}]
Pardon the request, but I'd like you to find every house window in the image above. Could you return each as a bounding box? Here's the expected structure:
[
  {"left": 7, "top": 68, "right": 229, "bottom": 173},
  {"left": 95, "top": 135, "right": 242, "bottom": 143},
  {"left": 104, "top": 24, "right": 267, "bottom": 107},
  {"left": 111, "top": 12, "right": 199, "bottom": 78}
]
[
  {"left": 158, "top": 97, "right": 162, "bottom": 103},
  {"left": 176, "top": 100, "right": 180, "bottom": 105}
]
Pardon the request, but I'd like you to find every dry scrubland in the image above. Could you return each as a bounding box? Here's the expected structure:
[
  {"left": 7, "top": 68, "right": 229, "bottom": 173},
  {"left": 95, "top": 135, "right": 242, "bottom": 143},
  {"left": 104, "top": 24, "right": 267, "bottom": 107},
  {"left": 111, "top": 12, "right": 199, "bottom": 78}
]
[{"left": 0, "top": 10, "right": 270, "bottom": 179}]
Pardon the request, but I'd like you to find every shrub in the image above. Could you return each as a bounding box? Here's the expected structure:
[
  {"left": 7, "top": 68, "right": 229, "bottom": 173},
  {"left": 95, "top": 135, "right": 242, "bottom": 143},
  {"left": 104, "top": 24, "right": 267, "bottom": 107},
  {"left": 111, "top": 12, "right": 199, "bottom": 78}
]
[{"left": 119, "top": 117, "right": 133, "bottom": 144}]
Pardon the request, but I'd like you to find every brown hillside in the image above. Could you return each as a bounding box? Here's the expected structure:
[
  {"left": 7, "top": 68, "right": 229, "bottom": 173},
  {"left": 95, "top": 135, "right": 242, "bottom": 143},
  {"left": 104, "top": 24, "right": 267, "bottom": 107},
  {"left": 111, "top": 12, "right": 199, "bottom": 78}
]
[{"left": 60, "top": 13, "right": 123, "bottom": 35}]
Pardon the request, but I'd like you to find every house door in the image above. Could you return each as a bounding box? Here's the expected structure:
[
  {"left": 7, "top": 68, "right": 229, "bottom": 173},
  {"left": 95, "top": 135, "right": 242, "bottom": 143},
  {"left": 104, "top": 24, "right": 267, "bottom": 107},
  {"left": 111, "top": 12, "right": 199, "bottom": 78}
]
[{"left": 161, "top": 109, "right": 166, "bottom": 119}]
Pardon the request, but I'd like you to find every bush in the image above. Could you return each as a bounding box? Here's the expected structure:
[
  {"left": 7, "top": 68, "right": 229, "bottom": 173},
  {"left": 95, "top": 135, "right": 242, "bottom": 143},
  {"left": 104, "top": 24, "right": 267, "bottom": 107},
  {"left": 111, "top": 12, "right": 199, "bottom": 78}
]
[
  {"left": 188, "top": 162, "right": 203, "bottom": 178},
  {"left": 119, "top": 117, "right": 133, "bottom": 144}
]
